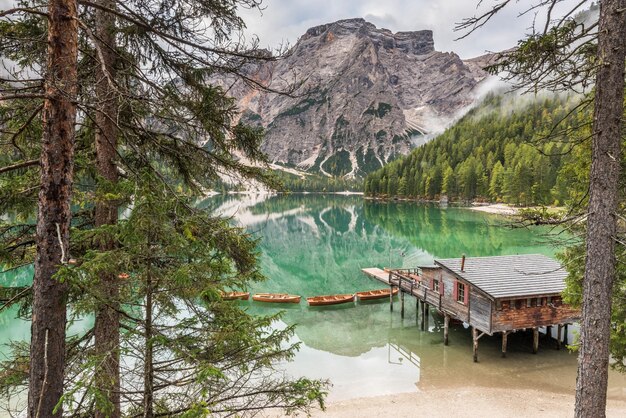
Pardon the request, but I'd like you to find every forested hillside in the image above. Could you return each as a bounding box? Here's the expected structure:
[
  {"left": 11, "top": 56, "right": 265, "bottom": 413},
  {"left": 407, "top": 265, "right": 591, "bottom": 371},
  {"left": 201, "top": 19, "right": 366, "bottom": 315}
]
[{"left": 364, "top": 93, "right": 590, "bottom": 206}]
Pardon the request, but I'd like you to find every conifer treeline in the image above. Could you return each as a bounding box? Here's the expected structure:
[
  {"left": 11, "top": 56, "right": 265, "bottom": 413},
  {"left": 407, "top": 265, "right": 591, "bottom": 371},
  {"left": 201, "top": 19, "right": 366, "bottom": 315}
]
[
  {"left": 275, "top": 171, "right": 362, "bottom": 192},
  {"left": 364, "top": 93, "right": 590, "bottom": 206}
]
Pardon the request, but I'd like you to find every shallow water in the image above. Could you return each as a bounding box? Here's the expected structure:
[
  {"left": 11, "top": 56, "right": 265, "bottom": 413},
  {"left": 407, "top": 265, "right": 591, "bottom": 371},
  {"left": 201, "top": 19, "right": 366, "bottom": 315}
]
[{"left": 2, "top": 194, "right": 625, "bottom": 405}]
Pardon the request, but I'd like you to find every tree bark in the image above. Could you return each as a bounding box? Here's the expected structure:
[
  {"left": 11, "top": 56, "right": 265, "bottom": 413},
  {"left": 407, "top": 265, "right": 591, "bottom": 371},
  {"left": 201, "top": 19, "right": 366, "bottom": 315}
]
[
  {"left": 92, "top": 1, "right": 121, "bottom": 417},
  {"left": 575, "top": 1, "right": 626, "bottom": 417},
  {"left": 28, "top": 0, "right": 78, "bottom": 417},
  {"left": 143, "top": 267, "right": 154, "bottom": 418}
]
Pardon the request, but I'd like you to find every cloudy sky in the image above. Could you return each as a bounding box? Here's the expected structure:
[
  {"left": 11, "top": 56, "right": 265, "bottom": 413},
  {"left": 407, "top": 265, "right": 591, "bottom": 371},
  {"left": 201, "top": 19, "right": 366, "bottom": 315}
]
[
  {"left": 239, "top": 0, "right": 583, "bottom": 59},
  {"left": 0, "top": 0, "right": 587, "bottom": 59}
]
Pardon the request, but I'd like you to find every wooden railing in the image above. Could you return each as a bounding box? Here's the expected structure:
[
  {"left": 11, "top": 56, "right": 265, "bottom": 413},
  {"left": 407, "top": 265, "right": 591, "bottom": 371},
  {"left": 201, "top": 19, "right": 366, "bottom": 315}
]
[{"left": 389, "top": 270, "right": 442, "bottom": 311}]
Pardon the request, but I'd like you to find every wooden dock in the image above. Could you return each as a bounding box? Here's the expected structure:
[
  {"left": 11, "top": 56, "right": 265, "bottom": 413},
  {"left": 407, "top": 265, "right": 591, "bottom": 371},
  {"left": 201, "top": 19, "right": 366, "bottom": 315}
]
[{"left": 360, "top": 268, "right": 389, "bottom": 284}]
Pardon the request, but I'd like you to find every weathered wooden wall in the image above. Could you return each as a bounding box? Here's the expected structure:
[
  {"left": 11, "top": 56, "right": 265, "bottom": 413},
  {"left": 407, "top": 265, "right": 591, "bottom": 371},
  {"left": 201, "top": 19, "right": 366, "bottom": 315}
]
[
  {"left": 491, "top": 304, "right": 580, "bottom": 332},
  {"left": 469, "top": 290, "right": 492, "bottom": 332}
]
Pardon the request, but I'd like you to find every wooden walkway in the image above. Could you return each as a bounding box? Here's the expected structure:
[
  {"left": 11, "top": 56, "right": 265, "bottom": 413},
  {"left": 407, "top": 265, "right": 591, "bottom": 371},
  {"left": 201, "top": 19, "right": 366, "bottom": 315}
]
[
  {"left": 362, "top": 267, "right": 444, "bottom": 314},
  {"left": 361, "top": 268, "right": 389, "bottom": 284}
]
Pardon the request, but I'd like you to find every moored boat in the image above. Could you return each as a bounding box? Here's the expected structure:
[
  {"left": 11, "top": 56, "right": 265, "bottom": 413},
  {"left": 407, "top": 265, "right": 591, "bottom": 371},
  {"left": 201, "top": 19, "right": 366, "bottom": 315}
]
[
  {"left": 307, "top": 294, "right": 355, "bottom": 306},
  {"left": 356, "top": 288, "right": 398, "bottom": 301},
  {"left": 252, "top": 293, "right": 301, "bottom": 303},
  {"left": 221, "top": 291, "right": 250, "bottom": 301}
]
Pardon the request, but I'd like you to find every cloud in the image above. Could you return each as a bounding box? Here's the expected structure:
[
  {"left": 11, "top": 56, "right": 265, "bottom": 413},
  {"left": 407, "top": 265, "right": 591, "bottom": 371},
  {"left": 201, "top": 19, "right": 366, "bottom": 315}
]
[
  {"left": 239, "top": 0, "right": 586, "bottom": 58},
  {"left": 0, "top": 0, "right": 585, "bottom": 59}
]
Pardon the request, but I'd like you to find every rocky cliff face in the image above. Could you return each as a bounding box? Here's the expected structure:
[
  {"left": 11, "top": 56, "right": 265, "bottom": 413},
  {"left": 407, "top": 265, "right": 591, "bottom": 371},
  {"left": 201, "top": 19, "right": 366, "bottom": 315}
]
[{"left": 225, "top": 18, "right": 491, "bottom": 177}]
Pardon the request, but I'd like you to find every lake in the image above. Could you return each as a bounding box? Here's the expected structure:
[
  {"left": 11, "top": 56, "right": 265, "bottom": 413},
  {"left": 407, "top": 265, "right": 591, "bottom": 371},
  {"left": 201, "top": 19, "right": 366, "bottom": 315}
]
[
  {"left": 2, "top": 194, "right": 625, "bottom": 406},
  {"left": 206, "top": 194, "right": 626, "bottom": 402}
]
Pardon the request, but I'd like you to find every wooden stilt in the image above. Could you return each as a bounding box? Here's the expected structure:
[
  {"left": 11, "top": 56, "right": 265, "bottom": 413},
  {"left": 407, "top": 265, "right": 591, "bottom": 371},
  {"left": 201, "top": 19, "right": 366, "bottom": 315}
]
[
  {"left": 424, "top": 303, "right": 429, "bottom": 331},
  {"left": 416, "top": 297, "right": 419, "bottom": 322},
  {"left": 443, "top": 314, "right": 450, "bottom": 346},
  {"left": 501, "top": 331, "right": 508, "bottom": 358},
  {"left": 472, "top": 327, "right": 479, "bottom": 362},
  {"left": 546, "top": 325, "right": 552, "bottom": 341},
  {"left": 532, "top": 327, "right": 539, "bottom": 354},
  {"left": 556, "top": 324, "right": 562, "bottom": 350},
  {"left": 563, "top": 324, "right": 569, "bottom": 345},
  {"left": 420, "top": 300, "right": 426, "bottom": 331},
  {"left": 390, "top": 285, "right": 393, "bottom": 311},
  {"left": 400, "top": 289, "right": 405, "bottom": 318}
]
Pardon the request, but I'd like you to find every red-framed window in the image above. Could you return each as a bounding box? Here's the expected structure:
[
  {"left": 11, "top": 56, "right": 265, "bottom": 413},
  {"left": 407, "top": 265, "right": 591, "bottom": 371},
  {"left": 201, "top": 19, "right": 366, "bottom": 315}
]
[{"left": 453, "top": 280, "right": 469, "bottom": 305}]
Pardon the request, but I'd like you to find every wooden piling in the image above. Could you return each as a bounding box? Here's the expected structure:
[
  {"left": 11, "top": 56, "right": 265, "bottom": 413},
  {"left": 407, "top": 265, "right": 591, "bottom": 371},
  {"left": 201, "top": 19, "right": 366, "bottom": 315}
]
[
  {"left": 532, "top": 328, "right": 539, "bottom": 354},
  {"left": 472, "top": 327, "right": 479, "bottom": 362},
  {"left": 420, "top": 300, "right": 426, "bottom": 331},
  {"left": 443, "top": 314, "right": 450, "bottom": 346},
  {"left": 416, "top": 297, "right": 419, "bottom": 322},
  {"left": 556, "top": 324, "right": 562, "bottom": 350},
  {"left": 400, "top": 289, "right": 405, "bottom": 318},
  {"left": 501, "top": 331, "right": 508, "bottom": 358},
  {"left": 563, "top": 324, "right": 569, "bottom": 345},
  {"left": 424, "top": 303, "right": 429, "bottom": 330},
  {"left": 546, "top": 325, "right": 552, "bottom": 341},
  {"left": 390, "top": 285, "right": 393, "bottom": 311}
]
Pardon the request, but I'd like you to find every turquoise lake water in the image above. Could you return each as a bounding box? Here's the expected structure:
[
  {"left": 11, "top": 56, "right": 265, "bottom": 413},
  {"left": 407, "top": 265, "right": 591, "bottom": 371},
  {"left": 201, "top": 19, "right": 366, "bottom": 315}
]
[{"left": 2, "top": 194, "right": 625, "bottom": 403}]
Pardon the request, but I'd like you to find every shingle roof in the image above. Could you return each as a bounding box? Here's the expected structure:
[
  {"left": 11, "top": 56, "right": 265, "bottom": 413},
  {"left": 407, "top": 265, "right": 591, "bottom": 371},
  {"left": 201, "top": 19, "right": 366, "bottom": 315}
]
[{"left": 434, "top": 254, "right": 568, "bottom": 299}]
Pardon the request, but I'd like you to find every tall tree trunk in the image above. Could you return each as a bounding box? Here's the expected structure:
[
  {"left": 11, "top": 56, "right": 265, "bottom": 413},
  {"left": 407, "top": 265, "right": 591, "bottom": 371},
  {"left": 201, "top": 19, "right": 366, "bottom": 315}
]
[
  {"left": 143, "top": 266, "right": 154, "bottom": 418},
  {"left": 575, "top": 1, "right": 626, "bottom": 417},
  {"left": 93, "top": 1, "right": 121, "bottom": 417},
  {"left": 28, "top": 0, "right": 78, "bottom": 417}
]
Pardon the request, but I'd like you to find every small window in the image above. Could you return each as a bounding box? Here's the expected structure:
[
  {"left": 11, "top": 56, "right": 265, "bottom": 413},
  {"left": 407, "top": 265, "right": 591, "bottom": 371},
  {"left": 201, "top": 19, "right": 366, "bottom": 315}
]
[
  {"left": 496, "top": 300, "right": 502, "bottom": 310},
  {"left": 456, "top": 282, "right": 465, "bottom": 303},
  {"left": 526, "top": 298, "right": 532, "bottom": 308},
  {"left": 547, "top": 296, "right": 552, "bottom": 305},
  {"left": 433, "top": 279, "right": 440, "bottom": 292},
  {"left": 536, "top": 297, "right": 542, "bottom": 306},
  {"left": 515, "top": 299, "right": 523, "bottom": 309}
]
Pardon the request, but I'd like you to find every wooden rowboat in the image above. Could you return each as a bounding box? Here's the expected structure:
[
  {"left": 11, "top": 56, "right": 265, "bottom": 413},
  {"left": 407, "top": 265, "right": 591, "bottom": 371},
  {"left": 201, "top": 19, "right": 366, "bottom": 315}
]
[
  {"left": 252, "top": 293, "right": 301, "bottom": 303},
  {"left": 221, "top": 291, "right": 250, "bottom": 301},
  {"left": 356, "top": 288, "right": 398, "bottom": 301},
  {"left": 307, "top": 294, "right": 355, "bottom": 306}
]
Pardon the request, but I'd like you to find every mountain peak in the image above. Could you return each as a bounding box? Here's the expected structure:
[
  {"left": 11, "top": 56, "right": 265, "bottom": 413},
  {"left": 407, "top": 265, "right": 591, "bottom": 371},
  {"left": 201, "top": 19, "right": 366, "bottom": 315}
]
[
  {"left": 302, "top": 18, "right": 434, "bottom": 55},
  {"left": 216, "top": 19, "right": 491, "bottom": 178}
]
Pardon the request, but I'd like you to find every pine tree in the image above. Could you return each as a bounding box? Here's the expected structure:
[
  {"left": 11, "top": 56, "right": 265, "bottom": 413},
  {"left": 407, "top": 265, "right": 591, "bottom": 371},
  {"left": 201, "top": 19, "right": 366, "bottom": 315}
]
[
  {"left": 0, "top": 1, "right": 80, "bottom": 416},
  {"left": 1, "top": 1, "right": 328, "bottom": 416}
]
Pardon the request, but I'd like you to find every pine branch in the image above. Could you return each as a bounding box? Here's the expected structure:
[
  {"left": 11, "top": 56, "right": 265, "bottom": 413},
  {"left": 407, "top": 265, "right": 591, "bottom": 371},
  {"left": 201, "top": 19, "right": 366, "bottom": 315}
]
[{"left": 0, "top": 159, "right": 39, "bottom": 174}]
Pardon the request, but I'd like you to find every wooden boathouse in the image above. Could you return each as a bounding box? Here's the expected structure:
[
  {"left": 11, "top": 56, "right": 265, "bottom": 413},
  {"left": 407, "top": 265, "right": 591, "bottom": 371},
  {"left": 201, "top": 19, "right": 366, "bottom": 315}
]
[{"left": 363, "top": 254, "right": 580, "bottom": 361}]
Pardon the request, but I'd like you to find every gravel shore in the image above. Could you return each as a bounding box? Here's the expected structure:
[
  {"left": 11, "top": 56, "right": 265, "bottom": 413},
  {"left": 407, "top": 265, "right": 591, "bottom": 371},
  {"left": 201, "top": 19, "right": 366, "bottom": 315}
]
[
  {"left": 273, "top": 387, "right": 626, "bottom": 418},
  {"left": 468, "top": 203, "right": 519, "bottom": 215}
]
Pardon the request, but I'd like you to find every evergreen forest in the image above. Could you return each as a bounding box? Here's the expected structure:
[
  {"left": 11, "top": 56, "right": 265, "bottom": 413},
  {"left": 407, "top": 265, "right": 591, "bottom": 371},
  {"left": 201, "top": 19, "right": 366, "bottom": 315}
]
[{"left": 364, "top": 93, "right": 592, "bottom": 206}]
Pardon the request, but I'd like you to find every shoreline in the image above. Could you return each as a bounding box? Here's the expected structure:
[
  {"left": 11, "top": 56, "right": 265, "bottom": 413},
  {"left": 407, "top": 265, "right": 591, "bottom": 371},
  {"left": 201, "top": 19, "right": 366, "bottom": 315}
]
[
  {"left": 467, "top": 202, "right": 520, "bottom": 215},
  {"left": 273, "top": 387, "right": 626, "bottom": 418}
]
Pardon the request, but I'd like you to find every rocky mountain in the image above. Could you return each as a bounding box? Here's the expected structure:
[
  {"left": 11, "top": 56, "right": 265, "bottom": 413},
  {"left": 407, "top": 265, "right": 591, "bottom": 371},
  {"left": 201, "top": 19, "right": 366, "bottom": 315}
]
[{"left": 223, "top": 18, "right": 492, "bottom": 177}]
